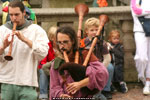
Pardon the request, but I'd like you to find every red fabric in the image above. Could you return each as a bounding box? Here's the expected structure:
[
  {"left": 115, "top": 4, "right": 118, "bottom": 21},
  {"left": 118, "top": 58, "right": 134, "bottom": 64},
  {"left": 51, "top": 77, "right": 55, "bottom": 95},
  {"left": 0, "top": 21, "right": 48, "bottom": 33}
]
[
  {"left": 2, "top": 6, "right": 8, "bottom": 12},
  {"left": 38, "top": 42, "right": 55, "bottom": 69}
]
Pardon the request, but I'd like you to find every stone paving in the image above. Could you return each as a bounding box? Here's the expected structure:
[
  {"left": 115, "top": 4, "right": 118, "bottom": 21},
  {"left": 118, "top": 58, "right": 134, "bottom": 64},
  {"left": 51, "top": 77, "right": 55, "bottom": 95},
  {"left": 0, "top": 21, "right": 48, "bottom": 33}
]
[{"left": 112, "top": 83, "right": 150, "bottom": 100}]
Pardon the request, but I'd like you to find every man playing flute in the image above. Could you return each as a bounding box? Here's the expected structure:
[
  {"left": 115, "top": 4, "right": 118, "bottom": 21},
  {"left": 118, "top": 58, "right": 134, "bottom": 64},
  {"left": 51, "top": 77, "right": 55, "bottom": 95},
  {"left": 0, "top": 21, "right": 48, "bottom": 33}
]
[{"left": 0, "top": 1, "right": 49, "bottom": 100}]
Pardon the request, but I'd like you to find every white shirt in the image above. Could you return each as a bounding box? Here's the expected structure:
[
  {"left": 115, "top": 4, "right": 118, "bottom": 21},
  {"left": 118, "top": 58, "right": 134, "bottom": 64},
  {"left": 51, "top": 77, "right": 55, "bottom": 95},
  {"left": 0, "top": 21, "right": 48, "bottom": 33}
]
[{"left": 0, "top": 24, "right": 49, "bottom": 87}]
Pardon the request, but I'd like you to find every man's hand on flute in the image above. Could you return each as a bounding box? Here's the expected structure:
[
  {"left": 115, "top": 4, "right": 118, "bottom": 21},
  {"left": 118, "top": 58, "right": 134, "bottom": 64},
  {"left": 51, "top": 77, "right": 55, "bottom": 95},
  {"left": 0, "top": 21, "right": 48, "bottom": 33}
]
[
  {"left": 0, "top": 34, "right": 12, "bottom": 55},
  {"left": 13, "top": 31, "right": 32, "bottom": 48}
]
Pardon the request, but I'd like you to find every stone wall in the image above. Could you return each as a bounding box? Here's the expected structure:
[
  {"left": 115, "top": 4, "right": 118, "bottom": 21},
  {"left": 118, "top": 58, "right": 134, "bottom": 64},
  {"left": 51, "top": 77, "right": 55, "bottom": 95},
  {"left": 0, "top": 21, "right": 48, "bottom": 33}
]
[
  {"left": 28, "top": 0, "right": 131, "bottom": 33},
  {"left": 29, "top": 0, "right": 94, "bottom": 8}
]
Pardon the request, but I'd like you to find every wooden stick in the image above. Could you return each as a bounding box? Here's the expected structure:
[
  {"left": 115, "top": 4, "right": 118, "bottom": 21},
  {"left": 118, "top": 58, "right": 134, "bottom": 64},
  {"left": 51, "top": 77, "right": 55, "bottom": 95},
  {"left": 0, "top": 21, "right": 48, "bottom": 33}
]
[
  {"left": 74, "top": 51, "right": 79, "bottom": 64},
  {"left": 63, "top": 51, "right": 69, "bottom": 63},
  {"left": 4, "top": 22, "right": 17, "bottom": 61},
  {"left": 74, "top": 4, "right": 89, "bottom": 64}
]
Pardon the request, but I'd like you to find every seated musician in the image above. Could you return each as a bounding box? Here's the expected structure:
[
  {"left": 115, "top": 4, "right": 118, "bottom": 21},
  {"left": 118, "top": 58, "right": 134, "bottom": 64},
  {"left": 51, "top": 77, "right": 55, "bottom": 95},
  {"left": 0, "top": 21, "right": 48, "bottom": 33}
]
[{"left": 49, "top": 26, "right": 108, "bottom": 99}]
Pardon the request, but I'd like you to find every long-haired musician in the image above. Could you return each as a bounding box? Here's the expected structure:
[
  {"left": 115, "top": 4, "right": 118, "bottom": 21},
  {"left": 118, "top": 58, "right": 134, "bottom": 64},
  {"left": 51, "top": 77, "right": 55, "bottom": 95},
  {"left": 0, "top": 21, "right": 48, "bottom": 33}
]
[{"left": 50, "top": 26, "right": 108, "bottom": 99}]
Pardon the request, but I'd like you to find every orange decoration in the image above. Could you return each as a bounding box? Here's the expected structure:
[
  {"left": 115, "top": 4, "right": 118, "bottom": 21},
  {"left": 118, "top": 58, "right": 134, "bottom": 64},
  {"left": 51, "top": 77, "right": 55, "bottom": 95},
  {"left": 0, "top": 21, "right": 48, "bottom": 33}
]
[
  {"left": 80, "top": 38, "right": 86, "bottom": 48},
  {"left": 97, "top": 0, "right": 108, "bottom": 7}
]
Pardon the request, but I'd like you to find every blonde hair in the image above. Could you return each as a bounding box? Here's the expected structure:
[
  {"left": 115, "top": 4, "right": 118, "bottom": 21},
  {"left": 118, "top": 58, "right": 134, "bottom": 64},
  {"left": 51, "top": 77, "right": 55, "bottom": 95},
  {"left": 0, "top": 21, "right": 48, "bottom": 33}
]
[
  {"left": 108, "top": 30, "right": 120, "bottom": 42},
  {"left": 47, "top": 26, "right": 63, "bottom": 58},
  {"left": 47, "top": 26, "right": 57, "bottom": 41},
  {"left": 84, "top": 17, "right": 99, "bottom": 36}
]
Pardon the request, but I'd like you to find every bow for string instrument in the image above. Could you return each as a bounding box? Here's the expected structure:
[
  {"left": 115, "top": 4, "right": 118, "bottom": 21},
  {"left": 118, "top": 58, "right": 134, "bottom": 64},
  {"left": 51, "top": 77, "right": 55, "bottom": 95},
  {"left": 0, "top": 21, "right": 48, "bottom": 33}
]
[{"left": 4, "top": 22, "right": 17, "bottom": 61}]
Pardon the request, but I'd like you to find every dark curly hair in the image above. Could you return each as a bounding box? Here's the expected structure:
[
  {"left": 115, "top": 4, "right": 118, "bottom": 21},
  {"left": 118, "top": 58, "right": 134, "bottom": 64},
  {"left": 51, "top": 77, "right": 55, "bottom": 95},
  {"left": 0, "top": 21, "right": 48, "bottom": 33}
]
[{"left": 56, "top": 26, "right": 78, "bottom": 54}]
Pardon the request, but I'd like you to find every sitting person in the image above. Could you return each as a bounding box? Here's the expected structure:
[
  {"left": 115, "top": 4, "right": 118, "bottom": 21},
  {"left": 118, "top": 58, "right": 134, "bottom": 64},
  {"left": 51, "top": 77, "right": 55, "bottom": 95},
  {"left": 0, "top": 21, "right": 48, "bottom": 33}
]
[
  {"left": 80, "top": 17, "right": 114, "bottom": 99},
  {"left": 107, "top": 30, "right": 128, "bottom": 93},
  {"left": 49, "top": 26, "right": 108, "bottom": 99},
  {"left": 38, "top": 26, "right": 57, "bottom": 100}
]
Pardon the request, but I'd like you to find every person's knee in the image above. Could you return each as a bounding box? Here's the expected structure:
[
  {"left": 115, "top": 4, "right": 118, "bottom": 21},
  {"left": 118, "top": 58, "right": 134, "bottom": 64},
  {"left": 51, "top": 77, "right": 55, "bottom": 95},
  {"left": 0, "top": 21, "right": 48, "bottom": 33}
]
[
  {"left": 107, "top": 63, "right": 114, "bottom": 74},
  {"left": 39, "top": 69, "right": 45, "bottom": 75},
  {"left": 28, "top": 93, "right": 38, "bottom": 100},
  {"left": 135, "top": 56, "right": 148, "bottom": 63},
  {"left": 23, "top": 91, "right": 37, "bottom": 100},
  {"left": 140, "top": 58, "right": 148, "bottom": 63},
  {"left": 20, "top": 87, "right": 38, "bottom": 100}
]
